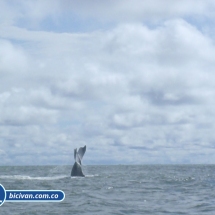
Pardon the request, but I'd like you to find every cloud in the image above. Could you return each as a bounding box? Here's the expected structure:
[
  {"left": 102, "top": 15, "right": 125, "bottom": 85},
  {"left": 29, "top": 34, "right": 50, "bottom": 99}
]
[
  {"left": 2, "top": 0, "right": 215, "bottom": 32},
  {"left": 65, "top": 0, "right": 215, "bottom": 22},
  {"left": 0, "top": 1, "right": 215, "bottom": 164},
  {"left": 0, "top": 39, "right": 28, "bottom": 74}
]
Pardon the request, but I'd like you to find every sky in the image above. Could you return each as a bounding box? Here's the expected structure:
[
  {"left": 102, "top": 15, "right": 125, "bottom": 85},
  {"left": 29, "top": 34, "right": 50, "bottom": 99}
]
[{"left": 1, "top": 0, "right": 215, "bottom": 165}]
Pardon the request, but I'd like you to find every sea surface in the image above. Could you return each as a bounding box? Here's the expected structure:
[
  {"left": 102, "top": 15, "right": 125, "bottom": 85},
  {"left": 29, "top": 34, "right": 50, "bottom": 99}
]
[{"left": 0, "top": 165, "right": 214, "bottom": 214}]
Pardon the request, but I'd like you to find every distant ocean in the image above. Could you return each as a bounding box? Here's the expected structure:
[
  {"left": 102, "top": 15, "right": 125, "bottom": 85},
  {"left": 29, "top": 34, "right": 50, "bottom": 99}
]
[{"left": 0, "top": 165, "right": 214, "bottom": 214}]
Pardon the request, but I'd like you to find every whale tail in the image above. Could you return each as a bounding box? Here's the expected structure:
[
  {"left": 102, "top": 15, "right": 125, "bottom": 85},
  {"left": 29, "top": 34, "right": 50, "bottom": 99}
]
[
  {"left": 74, "top": 145, "right": 86, "bottom": 165},
  {"left": 71, "top": 145, "right": 86, "bottom": 177}
]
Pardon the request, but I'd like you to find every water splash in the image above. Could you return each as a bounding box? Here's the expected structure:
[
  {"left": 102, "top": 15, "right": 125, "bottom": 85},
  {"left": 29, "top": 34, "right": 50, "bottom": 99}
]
[{"left": 0, "top": 175, "right": 67, "bottom": 180}]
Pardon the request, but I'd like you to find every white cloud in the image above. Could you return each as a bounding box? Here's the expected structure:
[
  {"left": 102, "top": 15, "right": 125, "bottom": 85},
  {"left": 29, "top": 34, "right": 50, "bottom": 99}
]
[
  {"left": 0, "top": 39, "right": 28, "bottom": 74},
  {"left": 0, "top": 1, "right": 215, "bottom": 165}
]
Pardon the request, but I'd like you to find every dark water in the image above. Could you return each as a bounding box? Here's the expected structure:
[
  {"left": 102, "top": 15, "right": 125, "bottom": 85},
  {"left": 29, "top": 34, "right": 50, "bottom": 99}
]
[{"left": 0, "top": 165, "right": 214, "bottom": 214}]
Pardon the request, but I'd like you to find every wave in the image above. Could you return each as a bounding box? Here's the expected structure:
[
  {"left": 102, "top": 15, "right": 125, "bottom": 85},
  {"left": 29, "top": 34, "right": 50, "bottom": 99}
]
[
  {"left": 0, "top": 174, "right": 98, "bottom": 180},
  {"left": 0, "top": 175, "right": 68, "bottom": 181},
  {"left": 85, "top": 174, "right": 99, "bottom": 177},
  {"left": 71, "top": 174, "right": 99, "bottom": 179}
]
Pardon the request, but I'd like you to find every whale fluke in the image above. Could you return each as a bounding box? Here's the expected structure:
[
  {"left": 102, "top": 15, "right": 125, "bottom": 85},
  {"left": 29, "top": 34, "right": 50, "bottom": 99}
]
[
  {"left": 71, "top": 145, "right": 86, "bottom": 177},
  {"left": 77, "top": 145, "right": 86, "bottom": 160}
]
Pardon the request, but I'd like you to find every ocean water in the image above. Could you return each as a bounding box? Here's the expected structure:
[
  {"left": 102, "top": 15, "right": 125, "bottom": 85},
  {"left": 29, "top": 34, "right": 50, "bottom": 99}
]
[{"left": 0, "top": 165, "right": 214, "bottom": 214}]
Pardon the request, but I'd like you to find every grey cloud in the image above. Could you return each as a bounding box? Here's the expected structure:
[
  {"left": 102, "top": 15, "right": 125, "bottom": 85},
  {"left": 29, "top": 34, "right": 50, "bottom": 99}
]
[
  {"left": 129, "top": 146, "right": 158, "bottom": 151},
  {"left": 142, "top": 90, "right": 199, "bottom": 106}
]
